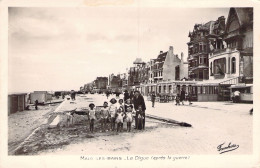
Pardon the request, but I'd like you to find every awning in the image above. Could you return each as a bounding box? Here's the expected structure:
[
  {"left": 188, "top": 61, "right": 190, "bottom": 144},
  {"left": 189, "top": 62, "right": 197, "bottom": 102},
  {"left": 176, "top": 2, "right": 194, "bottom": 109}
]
[
  {"left": 228, "top": 84, "right": 253, "bottom": 89},
  {"left": 195, "top": 78, "right": 232, "bottom": 86}
]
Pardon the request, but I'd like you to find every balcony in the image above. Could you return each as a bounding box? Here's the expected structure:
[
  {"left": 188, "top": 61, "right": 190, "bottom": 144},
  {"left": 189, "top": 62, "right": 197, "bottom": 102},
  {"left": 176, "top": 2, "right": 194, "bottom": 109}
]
[
  {"left": 209, "top": 47, "right": 238, "bottom": 58},
  {"left": 192, "top": 51, "right": 208, "bottom": 57},
  {"left": 214, "top": 73, "right": 225, "bottom": 79}
]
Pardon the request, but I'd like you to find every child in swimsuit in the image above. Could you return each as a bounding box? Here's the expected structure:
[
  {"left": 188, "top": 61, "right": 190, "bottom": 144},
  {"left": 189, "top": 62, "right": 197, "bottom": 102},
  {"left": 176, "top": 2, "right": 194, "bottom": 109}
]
[
  {"left": 100, "top": 101, "right": 109, "bottom": 132},
  {"left": 88, "top": 103, "right": 96, "bottom": 133}
]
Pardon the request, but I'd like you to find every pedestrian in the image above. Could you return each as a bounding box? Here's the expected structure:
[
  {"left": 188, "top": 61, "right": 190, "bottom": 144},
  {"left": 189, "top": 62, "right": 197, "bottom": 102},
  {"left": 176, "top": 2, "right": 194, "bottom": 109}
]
[
  {"left": 132, "top": 90, "right": 146, "bottom": 130},
  {"left": 116, "top": 107, "right": 125, "bottom": 132},
  {"left": 187, "top": 93, "right": 193, "bottom": 105},
  {"left": 35, "top": 99, "right": 38, "bottom": 110},
  {"left": 100, "top": 101, "right": 109, "bottom": 132},
  {"left": 71, "top": 90, "right": 76, "bottom": 101},
  {"left": 175, "top": 94, "right": 180, "bottom": 106},
  {"left": 151, "top": 91, "right": 156, "bottom": 108},
  {"left": 123, "top": 90, "right": 130, "bottom": 102},
  {"left": 106, "top": 90, "right": 110, "bottom": 99},
  {"left": 180, "top": 89, "right": 186, "bottom": 105},
  {"left": 108, "top": 98, "right": 117, "bottom": 131},
  {"left": 115, "top": 91, "right": 120, "bottom": 99},
  {"left": 135, "top": 105, "right": 144, "bottom": 130},
  {"left": 233, "top": 90, "right": 240, "bottom": 103},
  {"left": 88, "top": 103, "right": 96, "bottom": 133},
  {"left": 125, "top": 105, "right": 134, "bottom": 132}
]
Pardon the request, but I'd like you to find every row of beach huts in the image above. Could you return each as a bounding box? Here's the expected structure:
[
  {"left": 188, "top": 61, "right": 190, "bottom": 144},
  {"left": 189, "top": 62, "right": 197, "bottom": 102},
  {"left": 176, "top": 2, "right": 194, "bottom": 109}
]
[{"left": 8, "top": 91, "right": 66, "bottom": 115}]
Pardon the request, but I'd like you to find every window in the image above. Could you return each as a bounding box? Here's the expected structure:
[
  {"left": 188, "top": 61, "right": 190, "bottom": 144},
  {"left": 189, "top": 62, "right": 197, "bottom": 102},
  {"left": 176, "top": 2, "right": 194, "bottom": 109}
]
[
  {"left": 198, "top": 86, "right": 201, "bottom": 94},
  {"left": 202, "top": 86, "right": 206, "bottom": 94},
  {"left": 214, "top": 58, "right": 226, "bottom": 74},
  {"left": 204, "top": 57, "right": 207, "bottom": 65},
  {"left": 231, "top": 57, "right": 236, "bottom": 74},
  {"left": 214, "top": 86, "right": 218, "bottom": 94},
  {"left": 199, "top": 57, "right": 203, "bottom": 64}
]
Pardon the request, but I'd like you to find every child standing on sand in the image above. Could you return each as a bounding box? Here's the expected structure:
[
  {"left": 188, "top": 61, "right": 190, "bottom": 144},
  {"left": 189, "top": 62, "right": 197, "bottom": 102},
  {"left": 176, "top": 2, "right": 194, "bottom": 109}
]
[
  {"left": 108, "top": 98, "right": 117, "bottom": 131},
  {"left": 125, "top": 105, "right": 134, "bottom": 132},
  {"left": 116, "top": 107, "right": 125, "bottom": 132},
  {"left": 100, "top": 101, "right": 109, "bottom": 132},
  {"left": 117, "top": 99, "right": 125, "bottom": 113},
  {"left": 88, "top": 103, "right": 96, "bottom": 133}
]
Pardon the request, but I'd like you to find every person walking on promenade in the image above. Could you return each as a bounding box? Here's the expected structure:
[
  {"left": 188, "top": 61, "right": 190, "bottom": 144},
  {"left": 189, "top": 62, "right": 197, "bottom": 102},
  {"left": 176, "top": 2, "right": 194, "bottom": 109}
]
[
  {"left": 175, "top": 94, "right": 180, "bottom": 106},
  {"left": 123, "top": 90, "right": 130, "bottom": 102},
  {"left": 35, "top": 99, "right": 38, "bottom": 110},
  {"left": 151, "top": 91, "right": 156, "bottom": 108},
  {"left": 233, "top": 90, "right": 240, "bottom": 103},
  {"left": 106, "top": 90, "right": 110, "bottom": 99},
  {"left": 100, "top": 102, "right": 109, "bottom": 132},
  {"left": 180, "top": 89, "right": 186, "bottom": 105},
  {"left": 71, "top": 90, "right": 76, "bottom": 101},
  {"left": 88, "top": 103, "right": 97, "bottom": 133},
  {"left": 108, "top": 98, "right": 117, "bottom": 131},
  {"left": 132, "top": 90, "right": 146, "bottom": 129},
  {"left": 187, "top": 92, "right": 192, "bottom": 105}
]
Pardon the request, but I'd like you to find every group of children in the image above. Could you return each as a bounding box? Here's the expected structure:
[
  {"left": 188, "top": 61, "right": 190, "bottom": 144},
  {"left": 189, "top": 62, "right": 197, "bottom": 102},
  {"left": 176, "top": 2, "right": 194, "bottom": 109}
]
[{"left": 87, "top": 98, "right": 144, "bottom": 133}]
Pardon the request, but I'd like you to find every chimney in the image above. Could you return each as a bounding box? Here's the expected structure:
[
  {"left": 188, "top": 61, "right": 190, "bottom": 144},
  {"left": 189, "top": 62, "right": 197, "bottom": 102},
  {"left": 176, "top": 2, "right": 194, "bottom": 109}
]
[
  {"left": 160, "top": 51, "right": 163, "bottom": 54},
  {"left": 181, "top": 52, "right": 184, "bottom": 61}
]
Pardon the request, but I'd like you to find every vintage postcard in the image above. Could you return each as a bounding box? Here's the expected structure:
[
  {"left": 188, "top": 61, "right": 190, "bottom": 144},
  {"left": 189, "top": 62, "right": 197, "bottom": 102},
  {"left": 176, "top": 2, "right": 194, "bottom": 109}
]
[{"left": 0, "top": 0, "right": 259, "bottom": 167}]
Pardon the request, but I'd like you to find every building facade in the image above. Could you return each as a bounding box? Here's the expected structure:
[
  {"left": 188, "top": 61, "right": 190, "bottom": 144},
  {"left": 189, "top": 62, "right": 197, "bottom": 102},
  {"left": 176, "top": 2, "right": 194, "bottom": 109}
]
[
  {"left": 152, "top": 51, "right": 167, "bottom": 83},
  {"left": 163, "top": 46, "right": 188, "bottom": 81},
  {"left": 94, "top": 77, "right": 108, "bottom": 90},
  {"left": 187, "top": 16, "right": 226, "bottom": 81},
  {"left": 208, "top": 8, "right": 253, "bottom": 82},
  {"left": 187, "top": 8, "right": 253, "bottom": 102}
]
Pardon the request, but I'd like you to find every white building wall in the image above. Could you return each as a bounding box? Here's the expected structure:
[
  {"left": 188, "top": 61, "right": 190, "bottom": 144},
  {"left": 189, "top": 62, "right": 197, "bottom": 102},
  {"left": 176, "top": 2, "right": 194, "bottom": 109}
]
[{"left": 208, "top": 50, "right": 240, "bottom": 80}]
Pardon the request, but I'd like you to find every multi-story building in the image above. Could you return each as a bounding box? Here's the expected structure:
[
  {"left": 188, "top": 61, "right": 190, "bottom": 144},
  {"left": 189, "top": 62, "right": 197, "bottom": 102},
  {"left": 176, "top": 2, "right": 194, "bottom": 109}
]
[
  {"left": 187, "top": 8, "right": 253, "bottom": 102},
  {"left": 206, "top": 7, "right": 253, "bottom": 101},
  {"left": 141, "top": 46, "right": 190, "bottom": 96},
  {"left": 94, "top": 77, "right": 108, "bottom": 90},
  {"left": 152, "top": 50, "right": 167, "bottom": 83},
  {"left": 187, "top": 16, "right": 226, "bottom": 81},
  {"left": 108, "top": 74, "right": 122, "bottom": 91},
  {"left": 84, "top": 83, "right": 94, "bottom": 93},
  {"left": 148, "top": 59, "right": 155, "bottom": 84},
  {"left": 162, "top": 46, "right": 188, "bottom": 81},
  {"left": 128, "top": 58, "right": 146, "bottom": 87},
  {"left": 208, "top": 8, "right": 253, "bottom": 82}
]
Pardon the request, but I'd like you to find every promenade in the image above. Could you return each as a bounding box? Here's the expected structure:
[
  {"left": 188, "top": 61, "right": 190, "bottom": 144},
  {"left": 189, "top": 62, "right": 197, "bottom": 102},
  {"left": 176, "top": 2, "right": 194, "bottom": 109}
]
[{"left": 36, "top": 94, "right": 253, "bottom": 155}]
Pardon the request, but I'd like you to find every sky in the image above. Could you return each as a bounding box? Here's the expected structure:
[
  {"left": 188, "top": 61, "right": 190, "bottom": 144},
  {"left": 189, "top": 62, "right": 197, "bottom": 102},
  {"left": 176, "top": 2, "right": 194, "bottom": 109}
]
[{"left": 8, "top": 7, "right": 229, "bottom": 93}]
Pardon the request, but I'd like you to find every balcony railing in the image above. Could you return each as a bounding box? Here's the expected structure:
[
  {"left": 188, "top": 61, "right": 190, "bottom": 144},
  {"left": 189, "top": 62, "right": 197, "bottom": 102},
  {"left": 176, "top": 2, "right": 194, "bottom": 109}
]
[{"left": 210, "top": 47, "right": 238, "bottom": 57}]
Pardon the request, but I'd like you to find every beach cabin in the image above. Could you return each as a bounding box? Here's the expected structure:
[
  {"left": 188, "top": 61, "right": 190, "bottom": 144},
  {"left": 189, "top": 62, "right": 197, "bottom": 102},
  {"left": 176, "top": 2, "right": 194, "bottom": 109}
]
[
  {"left": 8, "top": 93, "right": 27, "bottom": 115},
  {"left": 30, "top": 91, "right": 52, "bottom": 104}
]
